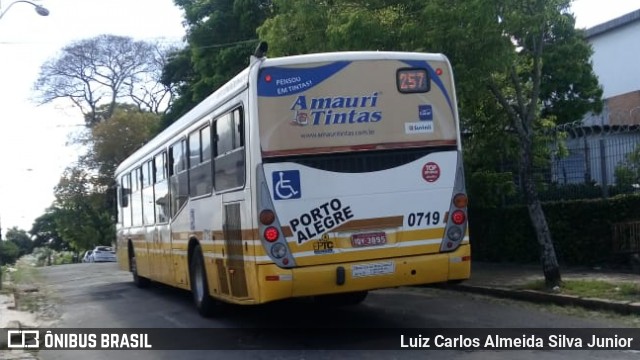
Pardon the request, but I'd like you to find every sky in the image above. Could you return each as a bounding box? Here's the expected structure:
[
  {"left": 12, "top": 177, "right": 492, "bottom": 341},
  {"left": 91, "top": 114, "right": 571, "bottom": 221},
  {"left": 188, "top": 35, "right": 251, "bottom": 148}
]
[{"left": 0, "top": 0, "right": 639, "bottom": 233}]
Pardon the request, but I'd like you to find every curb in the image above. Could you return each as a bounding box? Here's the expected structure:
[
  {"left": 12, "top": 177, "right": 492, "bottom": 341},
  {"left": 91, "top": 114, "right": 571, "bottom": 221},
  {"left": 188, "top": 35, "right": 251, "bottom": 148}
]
[{"left": 449, "top": 284, "right": 640, "bottom": 315}]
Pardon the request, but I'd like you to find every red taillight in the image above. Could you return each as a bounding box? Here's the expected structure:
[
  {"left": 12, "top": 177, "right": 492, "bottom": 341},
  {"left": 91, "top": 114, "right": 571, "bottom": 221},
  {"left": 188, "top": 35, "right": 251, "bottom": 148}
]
[
  {"left": 453, "top": 193, "right": 468, "bottom": 208},
  {"left": 264, "top": 226, "right": 279, "bottom": 242},
  {"left": 259, "top": 210, "right": 275, "bottom": 225},
  {"left": 265, "top": 74, "right": 272, "bottom": 82},
  {"left": 451, "top": 210, "right": 466, "bottom": 225}
]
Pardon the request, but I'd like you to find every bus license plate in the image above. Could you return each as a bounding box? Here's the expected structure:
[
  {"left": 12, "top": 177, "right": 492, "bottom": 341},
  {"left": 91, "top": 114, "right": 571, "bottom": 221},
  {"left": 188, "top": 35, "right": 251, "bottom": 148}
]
[
  {"left": 352, "top": 261, "right": 395, "bottom": 278},
  {"left": 351, "top": 232, "right": 387, "bottom": 247}
]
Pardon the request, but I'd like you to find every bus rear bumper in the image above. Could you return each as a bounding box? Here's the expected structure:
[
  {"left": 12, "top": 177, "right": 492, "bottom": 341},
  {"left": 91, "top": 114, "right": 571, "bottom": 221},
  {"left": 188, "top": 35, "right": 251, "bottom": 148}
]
[{"left": 257, "top": 244, "right": 470, "bottom": 303}]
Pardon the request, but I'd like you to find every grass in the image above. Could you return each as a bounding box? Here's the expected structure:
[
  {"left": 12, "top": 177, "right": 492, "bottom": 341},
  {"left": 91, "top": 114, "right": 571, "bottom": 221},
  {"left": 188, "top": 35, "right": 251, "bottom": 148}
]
[
  {"left": 521, "top": 279, "right": 640, "bottom": 302},
  {"left": 5, "top": 257, "right": 49, "bottom": 313}
]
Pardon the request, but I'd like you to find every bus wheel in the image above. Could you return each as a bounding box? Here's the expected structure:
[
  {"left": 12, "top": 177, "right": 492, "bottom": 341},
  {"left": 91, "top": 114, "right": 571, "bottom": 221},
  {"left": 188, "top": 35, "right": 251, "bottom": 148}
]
[
  {"left": 130, "top": 252, "right": 150, "bottom": 288},
  {"left": 190, "top": 244, "right": 223, "bottom": 317},
  {"left": 315, "top": 291, "right": 368, "bottom": 307}
]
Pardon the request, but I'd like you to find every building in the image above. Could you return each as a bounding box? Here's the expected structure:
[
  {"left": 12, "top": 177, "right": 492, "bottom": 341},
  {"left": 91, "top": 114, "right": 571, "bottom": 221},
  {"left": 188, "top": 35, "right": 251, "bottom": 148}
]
[
  {"left": 551, "top": 10, "right": 640, "bottom": 189},
  {"left": 583, "top": 9, "right": 640, "bottom": 126}
]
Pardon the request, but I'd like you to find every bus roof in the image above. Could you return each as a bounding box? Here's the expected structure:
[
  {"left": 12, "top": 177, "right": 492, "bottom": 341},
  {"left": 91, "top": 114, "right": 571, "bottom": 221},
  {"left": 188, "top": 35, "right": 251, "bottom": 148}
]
[
  {"left": 115, "top": 51, "right": 451, "bottom": 176},
  {"left": 260, "top": 51, "right": 449, "bottom": 68}
]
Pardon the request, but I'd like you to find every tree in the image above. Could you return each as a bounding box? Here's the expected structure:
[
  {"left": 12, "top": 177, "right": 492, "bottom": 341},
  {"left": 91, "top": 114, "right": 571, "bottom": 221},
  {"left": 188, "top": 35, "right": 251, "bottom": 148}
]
[
  {"left": 34, "top": 35, "right": 176, "bottom": 127},
  {"left": 5, "top": 227, "right": 33, "bottom": 257},
  {"left": 161, "top": 0, "right": 271, "bottom": 127},
  {"left": 53, "top": 166, "right": 115, "bottom": 251},
  {"left": 419, "top": 0, "right": 602, "bottom": 287},
  {"left": 30, "top": 209, "right": 68, "bottom": 251},
  {"left": 258, "top": 0, "right": 419, "bottom": 54},
  {"left": 0, "top": 241, "right": 20, "bottom": 266},
  {"left": 84, "top": 105, "right": 161, "bottom": 182}
]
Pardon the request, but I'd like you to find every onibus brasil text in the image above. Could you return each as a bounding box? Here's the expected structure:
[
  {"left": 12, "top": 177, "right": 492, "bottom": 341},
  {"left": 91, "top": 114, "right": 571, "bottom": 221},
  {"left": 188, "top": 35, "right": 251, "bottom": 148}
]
[{"left": 43, "top": 331, "right": 152, "bottom": 349}]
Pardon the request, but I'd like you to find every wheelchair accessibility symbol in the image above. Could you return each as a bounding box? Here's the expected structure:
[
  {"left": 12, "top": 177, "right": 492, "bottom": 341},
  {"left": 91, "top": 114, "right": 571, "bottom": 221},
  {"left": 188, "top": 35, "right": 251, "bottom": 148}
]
[{"left": 273, "top": 170, "right": 302, "bottom": 200}]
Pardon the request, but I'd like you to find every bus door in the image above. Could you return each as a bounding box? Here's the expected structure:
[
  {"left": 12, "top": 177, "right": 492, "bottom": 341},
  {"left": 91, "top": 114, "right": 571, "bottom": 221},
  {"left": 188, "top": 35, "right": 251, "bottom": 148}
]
[
  {"left": 219, "top": 196, "right": 251, "bottom": 299},
  {"left": 213, "top": 104, "right": 254, "bottom": 300}
]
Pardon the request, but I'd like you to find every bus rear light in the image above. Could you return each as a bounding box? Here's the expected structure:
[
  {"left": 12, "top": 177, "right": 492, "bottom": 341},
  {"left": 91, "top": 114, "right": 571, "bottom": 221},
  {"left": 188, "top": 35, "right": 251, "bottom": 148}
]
[
  {"left": 264, "top": 227, "right": 279, "bottom": 242},
  {"left": 259, "top": 209, "right": 275, "bottom": 225},
  {"left": 451, "top": 210, "right": 466, "bottom": 225},
  {"left": 447, "top": 226, "right": 463, "bottom": 241},
  {"left": 270, "top": 243, "right": 287, "bottom": 258},
  {"left": 453, "top": 193, "right": 468, "bottom": 208},
  {"left": 282, "top": 258, "right": 289, "bottom": 265}
]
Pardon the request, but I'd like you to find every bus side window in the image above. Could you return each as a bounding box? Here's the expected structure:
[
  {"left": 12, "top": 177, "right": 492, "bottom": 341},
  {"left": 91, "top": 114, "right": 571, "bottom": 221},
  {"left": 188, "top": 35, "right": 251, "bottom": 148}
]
[
  {"left": 169, "top": 139, "right": 188, "bottom": 216},
  {"left": 120, "top": 174, "right": 132, "bottom": 227},
  {"left": 120, "top": 181, "right": 129, "bottom": 208},
  {"left": 188, "top": 124, "right": 213, "bottom": 197},
  {"left": 142, "top": 160, "right": 155, "bottom": 225},
  {"left": 131, "top": 167, "right": 144, "bottom": 227},
  {"left": 214, "top": 107, "right": 245, "bottom": 192},
  {"left": 154, "top": 151, "right": 169, "bottom": 223}
]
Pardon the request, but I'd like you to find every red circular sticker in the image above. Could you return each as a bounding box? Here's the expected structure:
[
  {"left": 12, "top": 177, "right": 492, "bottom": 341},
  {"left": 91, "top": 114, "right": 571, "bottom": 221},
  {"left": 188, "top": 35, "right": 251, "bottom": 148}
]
[{"left": 422, "top": 162, "right": 440, "bottom": 183}]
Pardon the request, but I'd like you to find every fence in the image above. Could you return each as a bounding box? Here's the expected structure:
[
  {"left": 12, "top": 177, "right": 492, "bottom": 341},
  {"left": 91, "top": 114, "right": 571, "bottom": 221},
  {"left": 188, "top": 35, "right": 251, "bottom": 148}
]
[
  {"left": 545, "top": 123, "right": 640, "bottom": 199},
  {"left": 551, "top": 123, "right": 639, "bottom": 183},
  {"left": 479, "top": 122, "right": 640, "bottom": 203},
  {"left": 612, "top": 221, "right": 640, "bottom": 256}
]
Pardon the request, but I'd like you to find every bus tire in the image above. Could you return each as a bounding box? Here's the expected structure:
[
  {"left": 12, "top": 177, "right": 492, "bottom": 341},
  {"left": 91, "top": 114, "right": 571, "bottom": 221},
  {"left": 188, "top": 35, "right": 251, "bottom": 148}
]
[
  {"left": 190, "top": 244, "right": 223, "bottom": 317},
  {"left": 315, "top": 291, "right": 368, "bottom": 307},
  {"left": 130, "top": 252, "right": 150, "bottom": 288}
]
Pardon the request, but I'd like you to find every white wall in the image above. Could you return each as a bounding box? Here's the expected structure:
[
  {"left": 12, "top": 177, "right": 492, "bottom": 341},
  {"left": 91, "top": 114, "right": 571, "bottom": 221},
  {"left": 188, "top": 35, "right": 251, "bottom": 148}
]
[{"left": 589, "top": 20, "right": 640, "bottom": 98}]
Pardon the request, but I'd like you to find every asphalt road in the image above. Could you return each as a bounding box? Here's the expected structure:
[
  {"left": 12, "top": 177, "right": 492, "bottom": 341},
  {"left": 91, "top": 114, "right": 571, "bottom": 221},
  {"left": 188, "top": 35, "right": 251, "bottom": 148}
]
[{"left": 34, "top": 262, "right": 639, "bottom": 360}]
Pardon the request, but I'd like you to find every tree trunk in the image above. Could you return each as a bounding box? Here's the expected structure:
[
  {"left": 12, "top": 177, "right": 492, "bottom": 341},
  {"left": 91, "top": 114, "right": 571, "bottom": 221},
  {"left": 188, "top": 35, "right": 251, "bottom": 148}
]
[{"left": 520, "top": 138, "right": 562, "bottom": 289}]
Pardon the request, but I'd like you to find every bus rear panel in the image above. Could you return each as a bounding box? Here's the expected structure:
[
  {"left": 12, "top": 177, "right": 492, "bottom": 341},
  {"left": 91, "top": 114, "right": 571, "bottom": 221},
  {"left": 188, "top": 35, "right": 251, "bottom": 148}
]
[{"left": 252, "top": 54, "right": 469, "bottom": 302}]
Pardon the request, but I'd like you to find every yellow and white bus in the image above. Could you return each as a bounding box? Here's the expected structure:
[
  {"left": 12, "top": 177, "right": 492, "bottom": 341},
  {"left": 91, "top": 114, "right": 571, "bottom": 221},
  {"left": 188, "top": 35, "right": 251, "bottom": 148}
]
[{"left": 115, "top": 47, "right": 470, "bottom": 316}]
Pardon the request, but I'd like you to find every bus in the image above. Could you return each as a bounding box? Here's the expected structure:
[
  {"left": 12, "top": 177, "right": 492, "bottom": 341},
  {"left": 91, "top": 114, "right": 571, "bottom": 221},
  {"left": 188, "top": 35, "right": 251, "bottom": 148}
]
[{"left": 114, "top": 45, "right": 470, "bottom": 317}]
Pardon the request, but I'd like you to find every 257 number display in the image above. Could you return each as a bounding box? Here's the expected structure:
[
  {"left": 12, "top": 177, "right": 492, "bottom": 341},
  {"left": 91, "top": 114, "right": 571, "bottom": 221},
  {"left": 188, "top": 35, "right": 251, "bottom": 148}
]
[
  {"left": 397, "top": 68, "right": 429, "bottom": 93},
  {"left": 407, "top": 212, "right": 441, "bottom": 227}
]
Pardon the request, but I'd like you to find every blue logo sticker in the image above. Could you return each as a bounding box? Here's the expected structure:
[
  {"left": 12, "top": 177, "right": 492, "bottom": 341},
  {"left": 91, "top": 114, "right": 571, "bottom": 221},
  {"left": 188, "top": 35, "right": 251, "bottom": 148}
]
[
  {"left": 258, "top": 61, "right": 351, "bottom": 97},
  {"left": 273, "top": 170, "right": 302, "bottom": 200},
  {"left": 418, "top": 105, "right": 433, "bottom": 121}
]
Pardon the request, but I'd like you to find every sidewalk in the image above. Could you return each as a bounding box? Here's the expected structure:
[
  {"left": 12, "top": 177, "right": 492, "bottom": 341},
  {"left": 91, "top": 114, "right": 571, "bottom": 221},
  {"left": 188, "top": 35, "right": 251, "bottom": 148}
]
[{"left": 449, "top": 262, "right": 640, "bottom": 315}]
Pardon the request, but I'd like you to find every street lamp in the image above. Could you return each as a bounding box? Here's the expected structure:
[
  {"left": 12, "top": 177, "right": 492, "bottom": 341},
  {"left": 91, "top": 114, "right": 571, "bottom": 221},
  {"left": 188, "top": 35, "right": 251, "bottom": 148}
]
[{"left": 0, "top": 0, "right": 49, "bottom": 20}]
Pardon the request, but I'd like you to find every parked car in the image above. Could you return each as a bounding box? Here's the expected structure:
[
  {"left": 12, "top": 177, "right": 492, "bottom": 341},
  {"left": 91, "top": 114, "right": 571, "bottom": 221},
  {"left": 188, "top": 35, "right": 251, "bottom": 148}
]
[
  {"left": 89, "top": 246, "right": 117, "bottom": 262},
  {"left": 82, "top": 250, "right": 93, "bottom": 263}
]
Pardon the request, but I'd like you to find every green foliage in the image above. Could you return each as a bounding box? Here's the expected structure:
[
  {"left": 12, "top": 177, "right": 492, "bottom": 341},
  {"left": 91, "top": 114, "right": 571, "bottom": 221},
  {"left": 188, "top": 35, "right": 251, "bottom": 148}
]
[
  {"left": 4, "top": 227, "right": 33, "bottom": 257},
  {"left": 162, "top": 0, "right": 270, "bottom": 127},
  {"left": 467, "top": 170, "right": 516, "bottom": 207},
  {"left": 614, "top": 143, "right": 640, "bottom": 189},
  {"left": 470, "top": 195, "right": 640, "bottom": 265},
  {"left": 29, "top": 209, "right": 67, "bottom": 251},
  {"left": 88, "top": 106, "right": 161, "bottom": 180},
  {"left": 258, "top": 0, "right": 421, "bottom": 55},
  {"left": 52, "top": 166, "right": 115, "bottom": 252},
  {"left": 30, "top": 248, "right": 75, "bottom": 267},
  {"left": 0, "top": 241, "right": 20, "bottom": 265}
]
